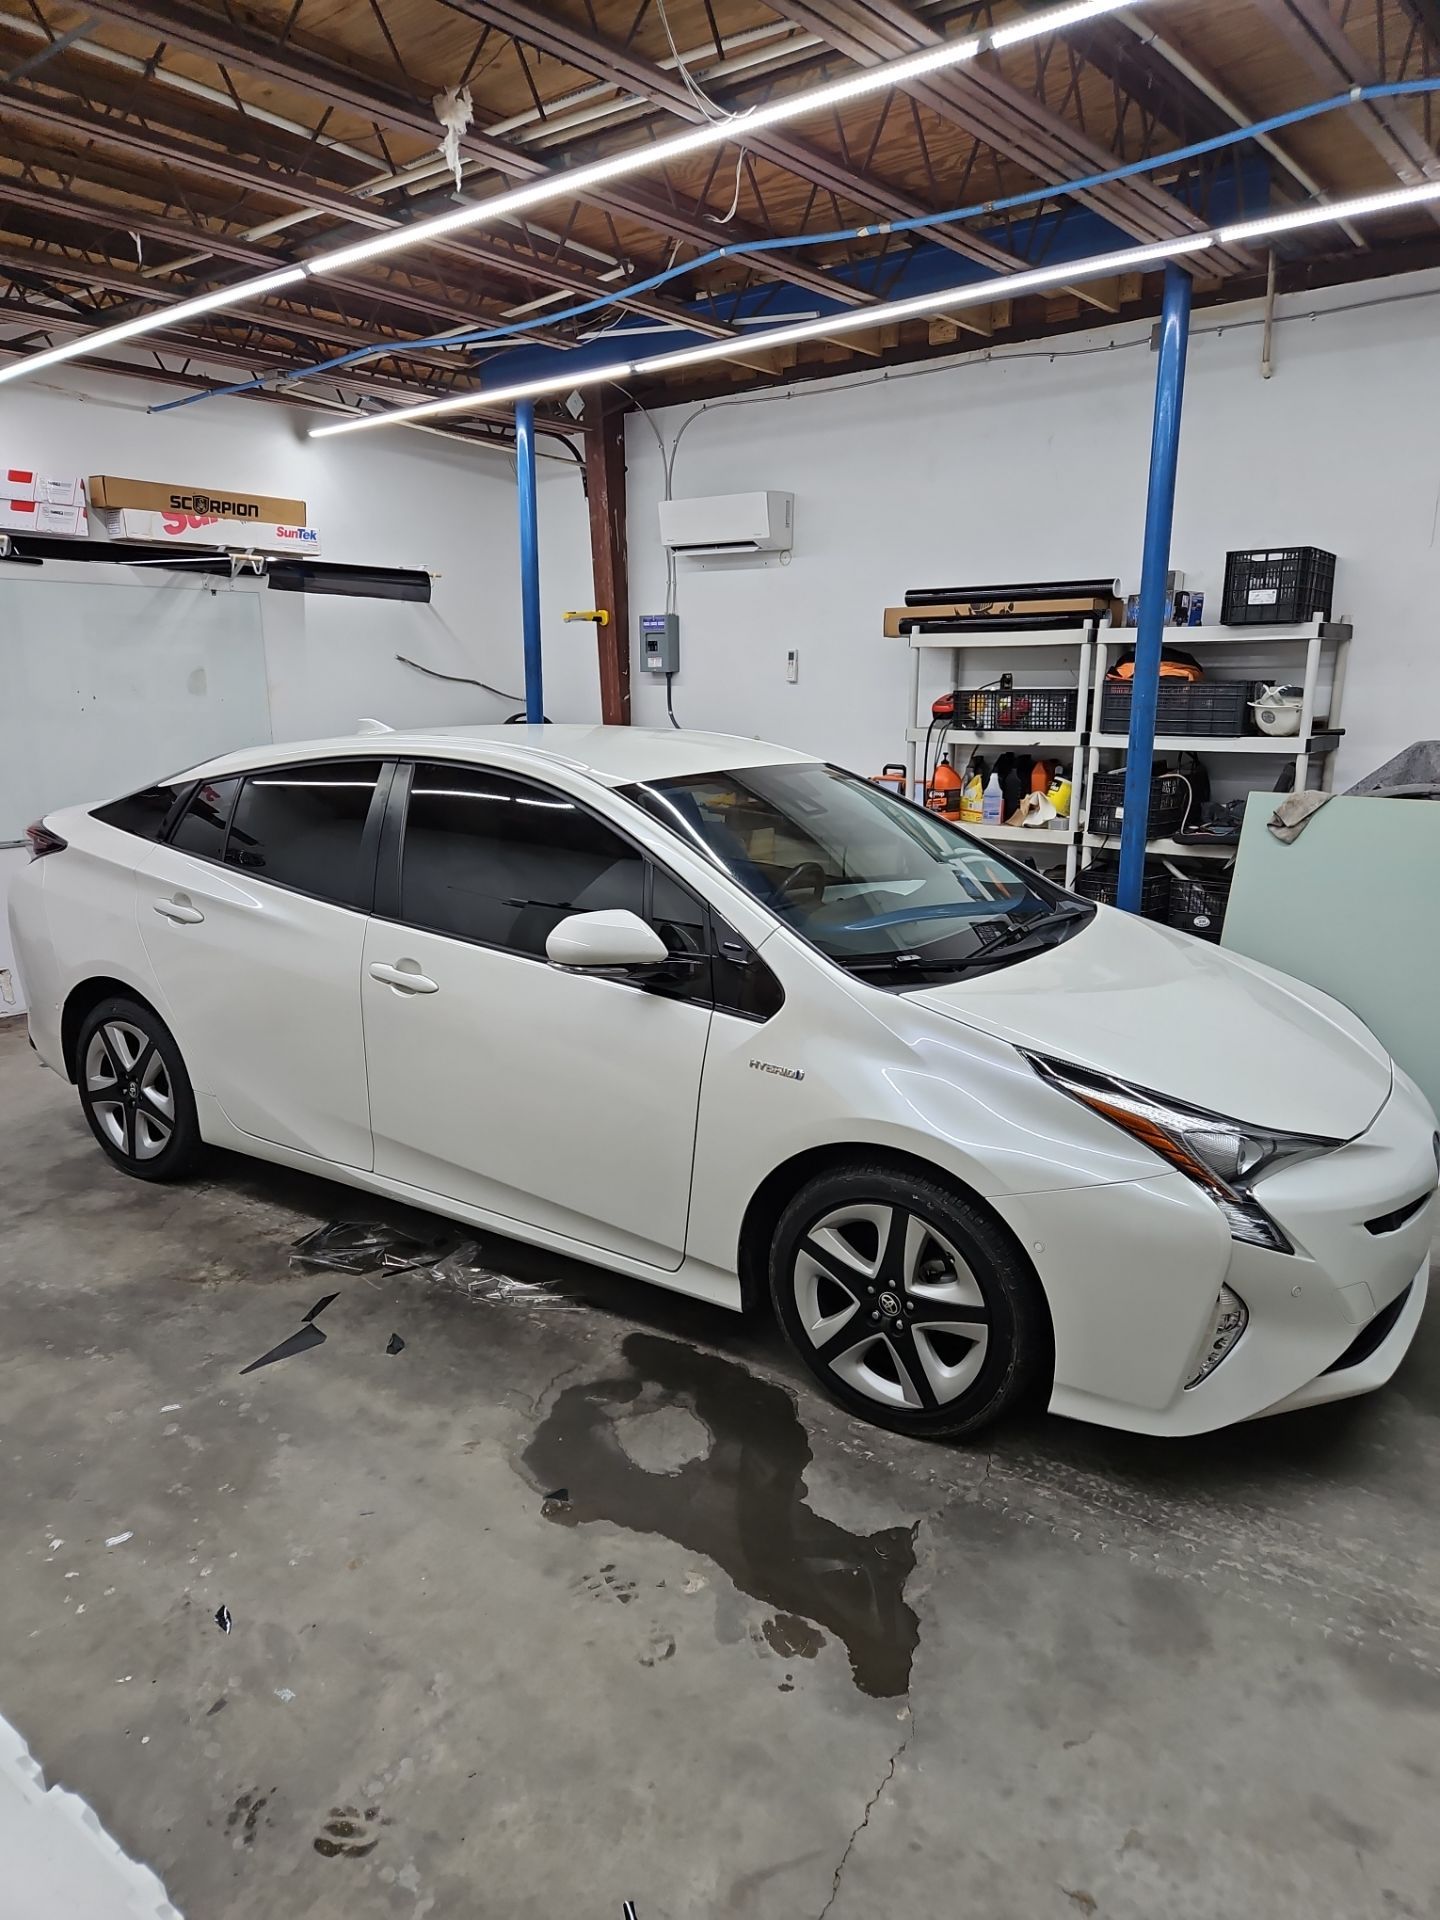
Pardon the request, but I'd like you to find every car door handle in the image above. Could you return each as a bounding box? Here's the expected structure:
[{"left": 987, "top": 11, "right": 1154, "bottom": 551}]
[
  {"left": 153, "top": 896, "right": 204, "bottom": 925},
  {"left": 369, "top": 961, "right": 439, "bottom": 995}
]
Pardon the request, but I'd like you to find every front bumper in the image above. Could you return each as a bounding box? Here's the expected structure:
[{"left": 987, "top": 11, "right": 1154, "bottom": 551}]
[
  {"left": 1258, "top": 1265, "right": 1429, "bottom": 1417},
  {"left": 1004, "top": 1066, "right": 1438, "bottom": 1437}
]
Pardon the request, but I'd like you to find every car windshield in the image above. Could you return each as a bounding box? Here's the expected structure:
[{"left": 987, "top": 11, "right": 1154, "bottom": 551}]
[{"left": 627, "top": 762, "right": 1093, "bottom": 987}]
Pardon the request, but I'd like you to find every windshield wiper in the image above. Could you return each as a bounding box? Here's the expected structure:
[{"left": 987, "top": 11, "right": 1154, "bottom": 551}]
[
  {"left": 844, "top": 952, "right": 970, "bottom": 977},
  {"left": 973, "top": 903, "right": 1092, "bottom": 958},
  {"left": 842, "top": 904, "right": 1091, "bottom": 984}
]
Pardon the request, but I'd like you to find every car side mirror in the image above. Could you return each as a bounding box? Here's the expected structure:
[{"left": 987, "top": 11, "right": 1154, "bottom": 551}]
[{"left": 546, "top": 908, "right": 671, "bottom": 973}]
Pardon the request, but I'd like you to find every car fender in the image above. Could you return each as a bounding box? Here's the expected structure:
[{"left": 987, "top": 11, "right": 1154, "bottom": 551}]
[{"left": 685, "top": 969, "right": 1164, "bottom": 1279}]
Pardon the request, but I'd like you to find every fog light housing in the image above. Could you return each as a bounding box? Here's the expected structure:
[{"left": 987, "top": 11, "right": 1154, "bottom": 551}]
[{"left": 1185, "top": 1284, "right": 1249, "bottom": 1389}]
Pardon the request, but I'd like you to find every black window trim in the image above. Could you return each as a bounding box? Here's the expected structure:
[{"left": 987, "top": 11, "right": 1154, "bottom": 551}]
[
  {"left": 374, "top": 755, "right": 783, "bottom": 1020},
  {"left": 156, "top": 758, "right": 394, "bottom": 916}
]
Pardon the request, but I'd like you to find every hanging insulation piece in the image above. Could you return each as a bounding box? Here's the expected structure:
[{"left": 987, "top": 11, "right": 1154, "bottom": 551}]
[{"left": 433, "top": 85, "right": 473, "bottom": 192}]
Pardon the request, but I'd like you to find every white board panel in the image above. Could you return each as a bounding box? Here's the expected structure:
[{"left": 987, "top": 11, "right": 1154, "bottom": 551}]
[{"left": 0, "top": 575, "right": 271, "bottom": 842}]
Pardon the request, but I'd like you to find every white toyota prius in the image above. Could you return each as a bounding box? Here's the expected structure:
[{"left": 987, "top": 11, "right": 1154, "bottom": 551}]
[{"left": 9, "top": 724, "right": 1436, "bottom": 1440}]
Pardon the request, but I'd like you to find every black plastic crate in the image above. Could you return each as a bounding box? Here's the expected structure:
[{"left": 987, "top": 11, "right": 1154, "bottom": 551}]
[
  {"left": 1100, "top": 679, "right": 1251, "bottom": 737},
  {"left": 1087, "top": 768, "right": 1190, "bottom": 839},
  {"left": 1075, "top": 861, "right": 1170, "bottom": 919},
  {"left": 954, "top": 686, "right": 1077, "bottom": 732},
  {"left": 1222, "top": 546, "right": 1335, "bottom": 626},
  {"left": 1165, "top": 867, "right": 1233, "bottom": 943}
]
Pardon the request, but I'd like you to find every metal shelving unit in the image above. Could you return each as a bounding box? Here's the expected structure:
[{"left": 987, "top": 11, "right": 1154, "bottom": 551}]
[
  {"left": 904, "top": 621, "right": 1104, "bottom": 888},
  {"left": 902, "top": 615, "right": 1351, "bottom": 890},
  {"left": 1080, "top": 617, "right": 1351, "bottom": 870}
]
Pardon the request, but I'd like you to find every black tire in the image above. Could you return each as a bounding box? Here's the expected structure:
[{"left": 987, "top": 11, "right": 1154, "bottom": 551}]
[
  {"left": 768, "top": 1163, "right": 1047, "bottom": 1439},
  {"left": 75, "top": 995, "right": 203, "bottom": 1182}
]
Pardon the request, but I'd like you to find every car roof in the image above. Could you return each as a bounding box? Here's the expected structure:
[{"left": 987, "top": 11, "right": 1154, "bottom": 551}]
[{"left": 179, "top": 724, "right": 820, "bottom": 789}]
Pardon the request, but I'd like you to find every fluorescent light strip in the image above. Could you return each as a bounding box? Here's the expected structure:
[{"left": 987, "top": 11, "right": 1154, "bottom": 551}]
[
  {"left": 308, "top": 172, "right": 1440, "bottom": 440},
  {"left": 0, "top": 267, "right": 306, "bottom": 384},
  {"left": 1218, "top": 179, "right": 1440, "bottom": 244},
  {"left": 990, "top": 0, "right": 1142, "bottom": 47},
  {"left": 0, "top": 0, "right": 1140, "bottom": 389},
  {"left": 309, "top": 237, "right": 1201, "bottom": 438},
  {"left": 310, "top": 360, "right": 634, "bottom": 437},
  {"left": 635, "top": 235, "right": 1211, "bottom": 375}
]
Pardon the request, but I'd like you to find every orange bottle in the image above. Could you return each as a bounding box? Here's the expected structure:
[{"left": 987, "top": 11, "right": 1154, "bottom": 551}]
[{"left": 928, "top": 754, "right": 963, "bottom": 819}]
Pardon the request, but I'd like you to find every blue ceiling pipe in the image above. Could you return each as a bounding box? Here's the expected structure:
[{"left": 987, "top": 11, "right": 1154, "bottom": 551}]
[
  {"left": 1117, "top": 260, "right": 1192, "bottom": 915},
  {"left": 514, "top": 398, "right": 544, "bottom": 723}
]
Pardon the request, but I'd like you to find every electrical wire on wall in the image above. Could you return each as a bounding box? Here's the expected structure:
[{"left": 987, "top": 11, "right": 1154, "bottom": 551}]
[{"left": 618, "top": 382, "right": 684, "bottom": 727}]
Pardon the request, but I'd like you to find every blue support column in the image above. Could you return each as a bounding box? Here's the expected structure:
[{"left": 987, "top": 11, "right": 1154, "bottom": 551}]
[
  {"left": 1117, "top": 262, "right": 1192, "bottom": 914},
  {"left": 515, "top": 399, "right": 544, "bottom": 723}
]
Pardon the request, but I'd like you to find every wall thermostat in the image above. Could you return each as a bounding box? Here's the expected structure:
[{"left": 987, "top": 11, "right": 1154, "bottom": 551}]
[{"left": 639, "top": 611, "right": 680, "bottom": 674}]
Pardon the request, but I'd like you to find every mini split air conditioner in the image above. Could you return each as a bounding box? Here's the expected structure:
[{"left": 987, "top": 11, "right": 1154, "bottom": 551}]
[{"left": 658, "top": 490, "right": 793, "bottom": 557}]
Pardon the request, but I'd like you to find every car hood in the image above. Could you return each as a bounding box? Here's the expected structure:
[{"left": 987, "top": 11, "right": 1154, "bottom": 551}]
[{"left": 904, "top": 905, "right": 1391, "bottom": 1138}]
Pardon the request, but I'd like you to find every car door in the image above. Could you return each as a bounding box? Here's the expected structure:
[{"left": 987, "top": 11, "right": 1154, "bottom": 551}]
[
  {"left": 137, "top": 758, "right": 388, "bottom": 1169},
  {"left": 360, "top": 759, "right": 713, "bottom": 1269}
]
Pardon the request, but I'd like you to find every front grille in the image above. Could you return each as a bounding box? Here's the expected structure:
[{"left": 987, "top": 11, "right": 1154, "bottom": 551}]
[
  {"left": 1323, "top": 1282, "right": 1413, "bottom": 1375},
  {"left": 1364, "top": 1190, "right": 1434, "bottom": 1236}
]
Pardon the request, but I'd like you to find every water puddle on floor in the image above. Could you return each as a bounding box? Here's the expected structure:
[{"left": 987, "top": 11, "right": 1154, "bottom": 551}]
[{"left": 524, "top": 1331, "right": 919, "bottom": 1698}]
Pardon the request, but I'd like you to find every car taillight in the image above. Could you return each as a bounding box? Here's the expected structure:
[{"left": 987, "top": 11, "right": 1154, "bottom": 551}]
[{"left": 25, "top": 821, "right": 67, "bottom": 860}]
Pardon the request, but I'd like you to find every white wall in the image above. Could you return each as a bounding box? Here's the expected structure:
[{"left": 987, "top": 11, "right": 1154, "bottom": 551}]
[
  {"left": 0, "top": 365, "right": 599, "bottom": 1005},
  {"left": 622, "top": 266, "right": 1440, "bottom": 793},
  {"left": 5, "top": 267, "right": 1438, "bottom": 1014}
]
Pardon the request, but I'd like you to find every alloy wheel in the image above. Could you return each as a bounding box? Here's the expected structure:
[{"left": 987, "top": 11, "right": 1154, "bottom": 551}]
[
  {"left": 791, "top": 1202, "right": 990, "bottom": 1411},
  {"left": 84, "top": 1021, "right": 175, "bottom": 1163}
]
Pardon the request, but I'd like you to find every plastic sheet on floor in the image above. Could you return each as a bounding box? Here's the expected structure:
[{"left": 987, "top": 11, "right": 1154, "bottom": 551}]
[
  {"left": 429, "top": 1241, "right": 580, "bottom": 1310},
  {"left": 289, "top": 1222, "right": 447, "bottom": 1275}
]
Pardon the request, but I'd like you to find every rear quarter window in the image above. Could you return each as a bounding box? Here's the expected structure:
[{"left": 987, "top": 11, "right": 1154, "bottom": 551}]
[{"left": 91, "top": 783, "right": 184, "bottom": 840}]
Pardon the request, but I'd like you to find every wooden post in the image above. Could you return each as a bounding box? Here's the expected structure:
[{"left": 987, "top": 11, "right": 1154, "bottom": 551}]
[{"left": 585, "top": 394, "right": 631, "bottom": 724}]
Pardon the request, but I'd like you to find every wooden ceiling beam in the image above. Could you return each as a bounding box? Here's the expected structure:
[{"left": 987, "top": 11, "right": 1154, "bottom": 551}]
[
  {"left": 0, "top": 293, "right": 531, "bottom": 427},
  {"left": 72, "top": 0, "right": 873, "bottom": 313},
  {"left": 0, "top": 178, "right": 575, "bottom": 346},
  {"left": 0, "top": 82, "right": 739, "bottom": 337},
  {"left": 437, "top": 0, "right": 1043, "bottom": 279},
  {"left": 1252, "top": 0, "right": 1440, "bottom": 221},
  {"left": 772, "top": 0, "right": 1252, "bottom": 274}
]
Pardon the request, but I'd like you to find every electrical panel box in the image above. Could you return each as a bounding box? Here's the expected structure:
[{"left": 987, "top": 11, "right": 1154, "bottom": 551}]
[{"left": 639, "top": 612, "right": 680, "bottom": 674}]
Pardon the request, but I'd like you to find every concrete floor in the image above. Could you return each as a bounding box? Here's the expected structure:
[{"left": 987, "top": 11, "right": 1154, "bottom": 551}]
[{"left": 2, "top": 1016, "right": 1439, "bottom": 1920}]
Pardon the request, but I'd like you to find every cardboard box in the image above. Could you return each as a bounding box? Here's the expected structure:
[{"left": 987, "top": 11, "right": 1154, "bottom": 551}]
[
  {"left": 91, "top": 506, "right": 321, "bottom": 555},
  {"left": 885, "top": 596, "right": 1117, "bottom": 638},
  {"left": 3, "top": 467, "right": 85, "bottom": 505},
  {"left": 0, "top": 498, "right": 87, "bottom": 536},
  {"left": 89, "top": 474, "right": 307, "bottom": 523}
]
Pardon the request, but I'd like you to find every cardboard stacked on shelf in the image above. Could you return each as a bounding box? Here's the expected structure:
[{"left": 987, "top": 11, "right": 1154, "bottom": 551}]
[
  {"left": 884, "top": 577, "right": 1122, "bottom": 637},
  {"left": 87, "top": 474, "right": 320, "bottom": 554},
  {"left": 0, "top": 465, "right": 87, "bottom": 536}
]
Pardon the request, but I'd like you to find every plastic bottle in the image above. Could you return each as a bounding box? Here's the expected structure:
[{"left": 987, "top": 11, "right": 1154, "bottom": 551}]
[
  {"left": 928, "top": 754, "right": 962, "bottom": 818},
  {"left": 982, "top": 771, "right": 1003, "bottom": 824},
  {"left": 959, "top": 758, "right": 985, "bottom": 823}
]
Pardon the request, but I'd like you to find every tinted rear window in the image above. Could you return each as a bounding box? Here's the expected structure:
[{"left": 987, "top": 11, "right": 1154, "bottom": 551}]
[
  {"left": 92, "top": 783, "right": 182, "bottom": 840},
  {"left": 224, "top": 760, "right": 382, "bottom": 908},
  {"left": 170, "top": 778, "right": 239, "bottom": 859}
]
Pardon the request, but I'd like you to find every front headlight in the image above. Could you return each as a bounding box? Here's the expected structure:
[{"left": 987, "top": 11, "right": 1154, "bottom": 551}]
[{"left": 1027, "top": 1053, "right": 1344, "bottom": 1252}]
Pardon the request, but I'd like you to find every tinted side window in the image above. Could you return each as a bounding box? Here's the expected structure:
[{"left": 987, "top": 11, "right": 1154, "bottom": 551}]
[
  {"left": 170, "top": 778, "right": 239, "bottom": 859},
  {"left": 92, "top": 782, "right": 184, "bottom": 840},
  {"left": 649, "top": 866, "right": 711, "bottom": 1003},
  {"left": 712, "top": 913, "right": 785, "bottom": 1020},
  {"left": 224, "top": 760, "right": 382, "bottom": 909},
  {"left": 400, "top": 764, "right": 645, "bottom": 957}
]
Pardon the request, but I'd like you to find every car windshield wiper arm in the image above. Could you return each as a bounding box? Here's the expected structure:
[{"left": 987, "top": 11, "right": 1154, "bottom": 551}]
[
  {"left": 973, "top": 903, "right": 1092, "bottom": 958},
  {"left": 844, "top": 952, "right": 970, "bottom": 976}
]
